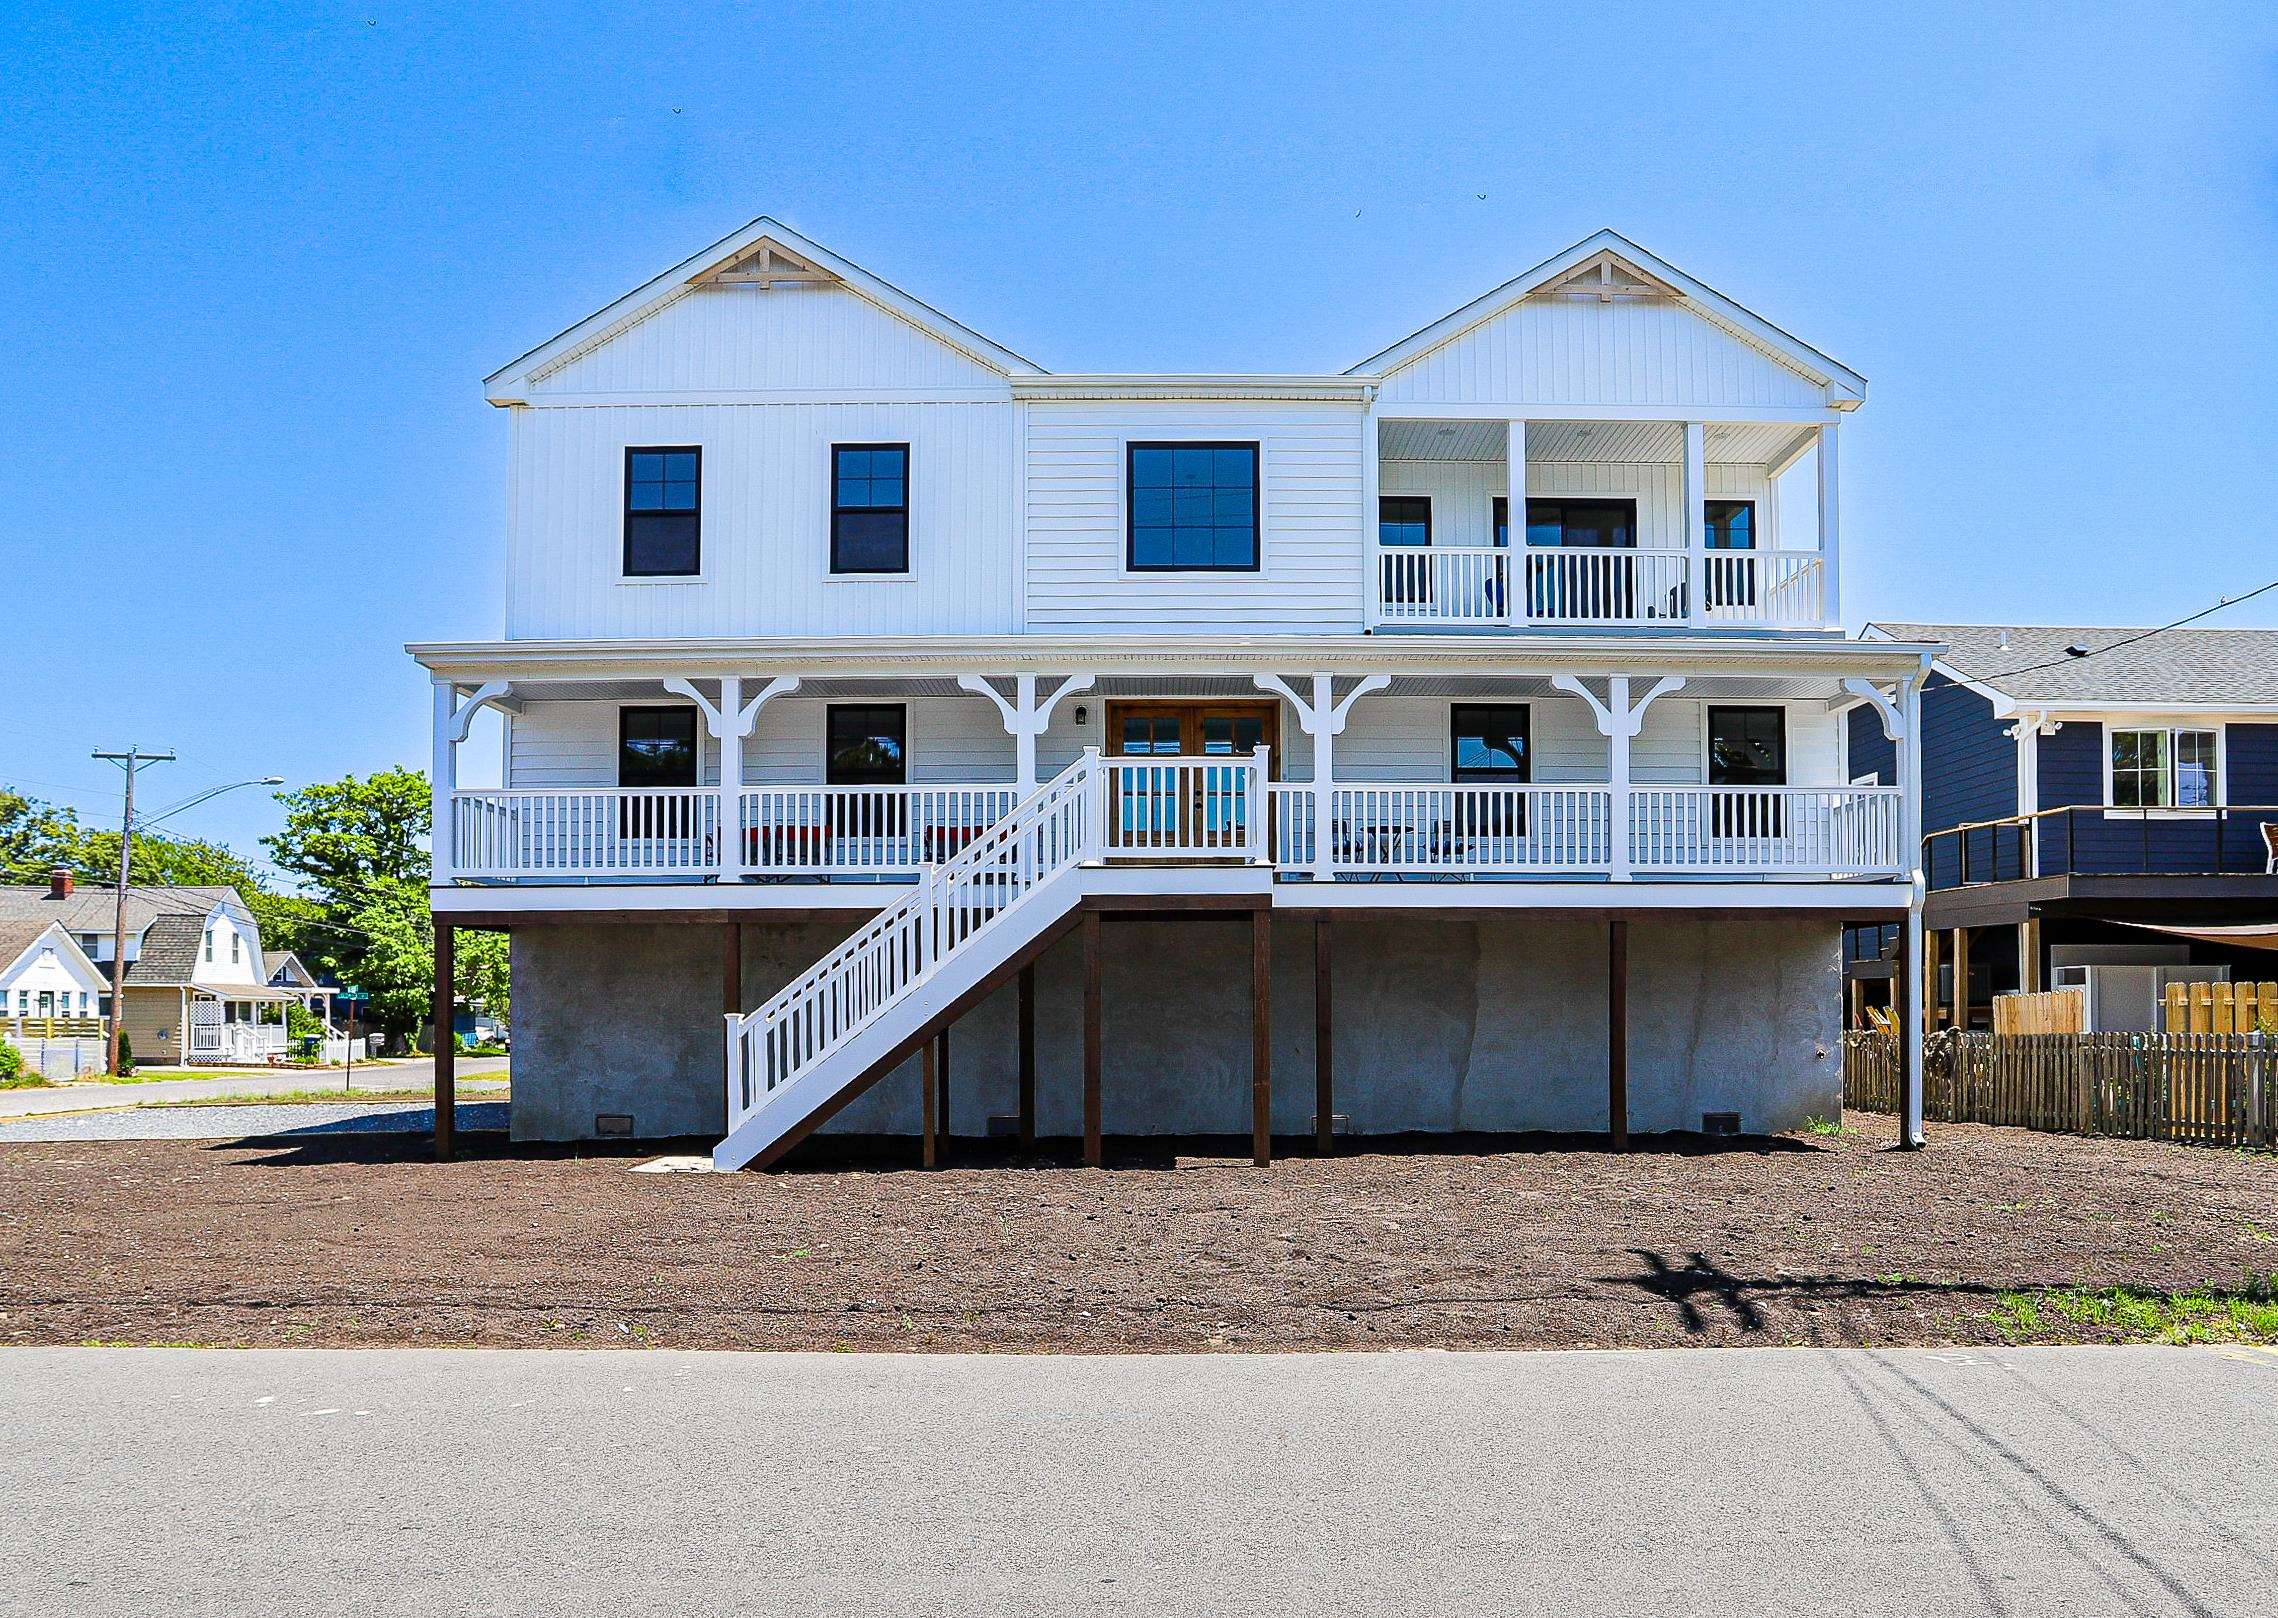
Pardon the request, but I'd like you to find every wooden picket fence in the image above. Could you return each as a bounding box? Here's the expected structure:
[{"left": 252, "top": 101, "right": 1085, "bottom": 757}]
[
  {"left": 1843, "top": 1030, "right": 2278, "bottom": 1148},
  {"left": 2162, "top": 980, "right": 2278, "bottom": 1034}
]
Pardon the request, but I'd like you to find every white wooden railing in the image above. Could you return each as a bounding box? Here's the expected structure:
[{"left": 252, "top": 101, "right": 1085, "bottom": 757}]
[
  {"left": 450, "top": 774, "right": 1898, "bottom": 884},
  {"left": 1100, "top": 754, "right": 1270, "bottom": 861},
  {"left": 735, "top": 786, "right": 1019, "bottom": 876},
  {"left": 1369, "top": 547, "right": 1826, "bottom": 629},
  {"left": 725, "top": 753, "right": 1102, "bottom": 1136},
  {"left": 450, "top": 788, "right": 721, "bottom": 877},
  {"left": 1629, "top": 786, "right": 1905, "bottom": 875}
]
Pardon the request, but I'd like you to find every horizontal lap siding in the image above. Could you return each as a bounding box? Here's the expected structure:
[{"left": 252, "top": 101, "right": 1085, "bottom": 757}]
[
  {"left": 1915, "top": 676, "right": 2018, "bottom": 885},
  {"left": 507, "top": 401, "right": 1016, "bottom": 639},
  {"left": 2038, "top": 720, "right": 2278, "bottom": 876},
  {"left": 1374, "top": 297, "right": 1827, "bottom": 409},
  {"left": 1023, "top": 402, "right": 1366, "bottom": 633},
  {"left": 506, "top": 697, "right": 1011, "bottom": 787},
  {"left": 1378, "top": 460, "right": 1772, "bottom": 550},
  {"left": 1846, "top": 705, "right": 1896, "bottom": 785}
]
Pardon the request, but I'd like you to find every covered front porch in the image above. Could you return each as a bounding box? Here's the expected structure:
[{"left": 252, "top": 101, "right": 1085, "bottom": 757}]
[{"left": 423, "top": 638, "right": 1928, "bottom": 895}]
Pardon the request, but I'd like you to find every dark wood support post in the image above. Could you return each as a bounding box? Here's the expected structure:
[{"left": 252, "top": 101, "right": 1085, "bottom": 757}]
[
  {"left": 723, "top": 919, "right": 742, "bottom": 1070},
  {"left": 432, "top": 919, "right": 455, "bottom": 1161},
  {"left": 1607, "top": 916, "right": 1629, "bottom": 1152},
  {"left": 1950, "top": 926, "right": 1970, "bottom": 1032},
  {"left": 1082, "top": 910, "right": 1102, "bottom": 1167},
  {"left": 1313, "top": 913, "right": 1333, "bottom": 1154},
  {"left": 1017, "top": 963, "right": 1037, "bottom": 1151},
  {"left": 921, "top": 1035, "right": 939, "bottom": 1169},
  {"left": 1251, "top": 906, "right": 1272, "bottom": 1166},
  {"left": 934, "top": 1026, "right": 951, "bottom": 1163}
]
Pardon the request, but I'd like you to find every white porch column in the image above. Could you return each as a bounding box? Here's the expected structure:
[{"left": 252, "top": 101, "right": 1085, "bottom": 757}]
[
  {"left": 666, "top": 675, "right": 801, "bottom": 879},
  {"left": 1553, "top": 673, "right": 1686, "bottom": 881},
  {"left": 1815, "top": 423, "right": 1841, "bottom": 626},
  {"left": 959, "top": 674, "right": 1095, "bottom": 793},
  {"left": 1682, "top": 422, "right": 1707, "bottom": 623},
  {"left": 1504, "top": 419, "right": 1527, "bottom": 625},
  {"left": 430, "top": 679, "right": 456, "bottom": 884},
  {"left": 1255, "top": 674, "right": 1389, "bottom": 879}
]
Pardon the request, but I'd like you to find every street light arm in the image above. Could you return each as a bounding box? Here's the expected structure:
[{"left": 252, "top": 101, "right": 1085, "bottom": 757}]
[{"left": 142, "top": 777, "right": 286, "bottom": 831}]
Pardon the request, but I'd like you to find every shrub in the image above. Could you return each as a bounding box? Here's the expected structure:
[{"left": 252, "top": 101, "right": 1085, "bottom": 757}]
[{"left": 0, "top": 1039, "right": 22, "bottom": 1082}]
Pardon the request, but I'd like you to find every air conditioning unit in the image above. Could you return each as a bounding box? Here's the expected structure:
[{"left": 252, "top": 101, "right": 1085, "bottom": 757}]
[{"left": 2049, "top": 964, "right": 2229, "bottom": 1033}]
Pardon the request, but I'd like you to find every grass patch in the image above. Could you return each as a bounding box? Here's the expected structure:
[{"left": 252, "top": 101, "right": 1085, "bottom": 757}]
[
  {"left": 1992, "top": 1274, "right": 2278, "bottom": 1345},
  {"left": 147, "top": 1081, "right": 508, "bottom": 1109},
  {"left": 1801, "top": 1115, "right": 1857, "bottom": 1138},
  {"left": 0, "top": 1073, "right": 58, "bottom": 1090}
]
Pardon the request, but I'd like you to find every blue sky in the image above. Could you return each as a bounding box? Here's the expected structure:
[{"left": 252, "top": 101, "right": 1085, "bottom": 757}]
[{"left": 3, "top": 2, "right": 2274, "bottom": 873}]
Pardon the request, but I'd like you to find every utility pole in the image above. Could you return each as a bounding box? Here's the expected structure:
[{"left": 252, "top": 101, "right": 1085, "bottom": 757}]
[{"left": 94, "top": 747, "right": 174, "bottom": 1076}]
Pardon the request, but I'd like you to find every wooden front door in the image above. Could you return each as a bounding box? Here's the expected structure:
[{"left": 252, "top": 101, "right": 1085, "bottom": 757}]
[{"left": 1106, "top": 701, "right": 1280, "bottom": 852}]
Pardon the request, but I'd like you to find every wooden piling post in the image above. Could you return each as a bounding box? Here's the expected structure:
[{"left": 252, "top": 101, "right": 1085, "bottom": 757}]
[
  {"left": 1608, "top": 916, "right": 1629, "bottom": 1151},
  {"left": 1082, "top": 909, "right": 1102, "bottom": 1168},
  {"left": 432, "top": 920, "right": 455, "bottom": 1161},
  {"left": 1017, "top": 962, "right": 1037, "bottom": 1151}
]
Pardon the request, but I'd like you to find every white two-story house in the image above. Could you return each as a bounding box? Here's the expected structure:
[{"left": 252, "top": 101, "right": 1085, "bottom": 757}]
[{"left": 412, "top": 219, "right": 1931, "bottom": 1168}]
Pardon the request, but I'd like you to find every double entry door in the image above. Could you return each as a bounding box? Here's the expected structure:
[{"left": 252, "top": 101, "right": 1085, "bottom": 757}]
[{"left": 1105, "top": 701, "right": 1278, "bottom": 855}]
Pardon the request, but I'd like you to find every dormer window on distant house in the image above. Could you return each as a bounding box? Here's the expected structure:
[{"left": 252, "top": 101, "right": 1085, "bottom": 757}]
[{"left": 623, "top": 448, "right": 701, "bottom": 577}]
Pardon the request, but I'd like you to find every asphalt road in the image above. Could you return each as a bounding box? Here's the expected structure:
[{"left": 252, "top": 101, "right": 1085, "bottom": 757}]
[
  {"left": 7, "top": 1345, "right": 2275, "bottom": 1616},
  {"left": 0, "top": 1056, "right": 509, "bottom": 1120}
]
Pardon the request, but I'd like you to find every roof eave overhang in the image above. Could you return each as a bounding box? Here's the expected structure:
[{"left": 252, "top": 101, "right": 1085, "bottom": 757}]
[
  {"left": 409, "top": 634, "right": 1937, "bottom": 684},
  {"left": 1011, "top": 375, "right": 1376, "bottom": 403}
]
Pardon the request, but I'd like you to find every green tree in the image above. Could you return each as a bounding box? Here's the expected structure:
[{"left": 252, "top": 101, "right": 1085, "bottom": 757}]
[
  {"left": 263, "top": 768, "right": 431, "bottom": 908},
  {"left": 0, "top": 791, "right": 83, "bottom": 883},
  {"left": 344, "top": 879, "right": 506, "bottom": 1038}
]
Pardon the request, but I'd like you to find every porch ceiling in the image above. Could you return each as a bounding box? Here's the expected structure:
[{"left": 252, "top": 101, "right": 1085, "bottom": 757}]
[{"left": 1378, "top": 418, "right": 1806, "bottom": 466}]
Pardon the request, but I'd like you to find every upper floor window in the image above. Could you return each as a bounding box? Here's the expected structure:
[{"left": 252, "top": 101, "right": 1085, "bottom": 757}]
[
  {"left": 1378, "top": 496, "right": 1431, "bottom": 547},
  {"left": 2111, "top": 727, "right": 2219, "bottom": 808},
  {"left": 1525, "top": 499, "right": 1635, "bottom": 549},
  {"left": 1704, "top": 500, "right": 1755, "bottom": 550},
  {"left": 831, "top": 444, "right": 910, "bottom": 574},
  {"left": 1127, "top": 443, "right": 1259, "bottom": 571},
  {"left": 202, "top": 928, "right": 214, "bottom": 963},
  {"left": 1451, "top": 705, "right": 1530, "bottom": 783},
  {"left": 624, "top": 448, "right": 701, "bottom": 577},
  {"left": 230, "top": 932, "right": 241, "bottom": 965}
]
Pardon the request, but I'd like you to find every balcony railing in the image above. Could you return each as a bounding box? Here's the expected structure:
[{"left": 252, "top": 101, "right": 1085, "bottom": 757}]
[
  {"left": 1370, "top": 546, "right": 1826, "bottom": 630},
  {"left": 1926, "top": 803, "right": 2278, "bottom": 888},
  {"left": 450, "top": 779, "right": 1902, "bottom": 883}
]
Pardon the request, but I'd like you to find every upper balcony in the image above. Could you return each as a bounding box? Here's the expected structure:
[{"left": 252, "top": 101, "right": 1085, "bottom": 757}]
[{"left": 1367, "top": 415, "right": 1840, "bottom": 634}]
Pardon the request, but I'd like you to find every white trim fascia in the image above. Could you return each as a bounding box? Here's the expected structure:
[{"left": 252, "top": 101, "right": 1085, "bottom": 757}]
[
  {"left": 407, "top": 634, "right": 1941, "bottom": 684},
  {"left": 0, "top": 922, "right": 106, "bottom": 992},
  {"left": 1012, "top": 375, "right": 1375, "bottom": 403},
  {"left": 1344, "top": 229, "right": 1868, "bottom": 403},
  {"left": 512, "top": 387, "right": 1016, "bottom": 408},
  {"left": 485, "top": 216, "right": 1046, "bottom": 403},
  {"left": 1371, "top": 401, "right": 1845, "bottom": 425}
]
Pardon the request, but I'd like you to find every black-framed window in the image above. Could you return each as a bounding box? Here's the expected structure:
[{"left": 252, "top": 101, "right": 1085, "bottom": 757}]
[
  {"left": 826, "top": 705, "right": 908, "bottom": 786},
  {"left": 1525, "top": 499, "right": 1635, "bottom": 548},
  {"left": 618, "top": 706, "right": 700, "bottom": 788},
  {"left": 623, "top": 448, "right": 701, "bottom": 577},
  {"left": 1708, "top": 705, "right": 1786, "bottom": 837},
  {"left": 1378, "top": 495, "right": 1431, "bottom": 547},
  {"left": 1704, "top": 500, "right": 1755, "bottom": 550},
  {"left": 1492, "top": 497, "right": 1510, "bottom": 548},
  {"left": 1127, "top": 442, "right": 1259, "bottom": 571},
  {"left": 830, "top": 444, "right": 910, "bottom": 574},
  {"left": 1451, "top": 704, "right": 1531, "bottom": 838},
  {"left": 618, "top": 705, "right": 700, "bottom": 838}
]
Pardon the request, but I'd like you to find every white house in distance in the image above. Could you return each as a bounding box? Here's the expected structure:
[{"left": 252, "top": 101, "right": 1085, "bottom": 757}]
[
  {"left": 413, "top": 219, "right": 1931, "bottom": 1167},
  {"left": 0, "top": 871, "right": 321, "bottom": 1065}
]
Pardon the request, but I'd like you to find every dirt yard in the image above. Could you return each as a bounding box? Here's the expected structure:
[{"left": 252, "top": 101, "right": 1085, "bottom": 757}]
[{"left": 1, "top": 1113, "right": 2271, "bottom": 1351}]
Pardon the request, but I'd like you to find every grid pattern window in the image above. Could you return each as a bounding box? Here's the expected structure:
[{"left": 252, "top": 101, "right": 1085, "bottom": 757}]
[
  {"left": 623, "top": 449, "right": 701, "bottom": 577},
  {"left": 831, "top": 445, "right": 910, "bottom": 574},
  {"left": 1450, "top": 705, "right": 1531, "bottom": 783},
  {"left": 617, "top": 707, "right": 699, "bottom": 789},
  {"left": 2111, "top": 727, "right": 2219, "bottom": 808},
  {"left": 1127, "top": 444, "right": 1259, "bottom": 570},
  {"left": 826, "top": 705, "right": 908, "bottom": 786},
  {"left": 1378, "top": 496, "right": 1431, "bottom": 547}
]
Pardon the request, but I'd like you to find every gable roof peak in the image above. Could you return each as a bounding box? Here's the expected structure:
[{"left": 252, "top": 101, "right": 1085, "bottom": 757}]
[
  {"left": 1345, "top": 228, "right": 1865, "bottom": 402},
  {"left": 485, "top": 214, "right": 1047, "bottom": 401}
]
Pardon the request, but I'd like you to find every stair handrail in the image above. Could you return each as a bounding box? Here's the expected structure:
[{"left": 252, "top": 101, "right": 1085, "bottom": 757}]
[{"left": 725, "top": 750, "right": 1101, "bottom": 1130}]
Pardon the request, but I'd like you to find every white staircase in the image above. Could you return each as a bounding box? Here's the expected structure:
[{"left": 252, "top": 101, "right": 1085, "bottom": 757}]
[{"left": 713, "top": 748, "right": 1270, "bottom": 1170}]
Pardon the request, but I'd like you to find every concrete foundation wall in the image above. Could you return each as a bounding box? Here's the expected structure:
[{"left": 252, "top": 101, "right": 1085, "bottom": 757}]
[{"left": 509, "top": 911, "right": 1843, "bottom": 1143}]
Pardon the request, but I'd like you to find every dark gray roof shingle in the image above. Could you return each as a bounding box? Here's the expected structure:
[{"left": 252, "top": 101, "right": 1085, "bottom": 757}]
[
  {"left": 119, "top": 914, "right": 210, "bottom": 988},
  {"left": 1870, "top": 623, "right": 2278, "bottom": 708},
  {"left": 0, "top": 883, "right": 242, "bottom": 938}
]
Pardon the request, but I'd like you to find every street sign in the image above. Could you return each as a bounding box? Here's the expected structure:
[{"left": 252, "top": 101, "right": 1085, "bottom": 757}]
[{"left": 338, "top": 985, "right": 369, "bottom": 1003}]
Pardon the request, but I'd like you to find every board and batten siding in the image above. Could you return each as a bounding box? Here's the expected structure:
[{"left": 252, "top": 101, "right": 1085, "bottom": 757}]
[
  {"left": 1372, "top": 296, "right": 1828, "bottom": 409},
  {"left": 524, "top": 282, "right": 1012, "bottom": 397},
  {"left": 1022, "top": 401, "right": 1368, "bottom": 633},
  {"left": 506, "top": 697, "right": 1014, "bottom": 789},
  {"left": 1379, "top": 459, "right": 1775, "bottom": 550},
  {"left": 504, "top": 401, "right": 1018, "bottom": 640}
]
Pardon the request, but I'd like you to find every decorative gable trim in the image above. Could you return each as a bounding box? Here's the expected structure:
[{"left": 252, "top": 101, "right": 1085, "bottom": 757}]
[
  {"left": 486, "top": 216, "right": 1046, "bottom": 403},
  {"left": 1345, "top": 229, "right": 1866, "bottom": 405}
]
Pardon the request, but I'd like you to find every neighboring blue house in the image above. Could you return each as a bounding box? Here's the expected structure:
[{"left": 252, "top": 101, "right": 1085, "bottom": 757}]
[{"left": 1841, "top": 623, "right": 2278, "bottom": 1031}]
